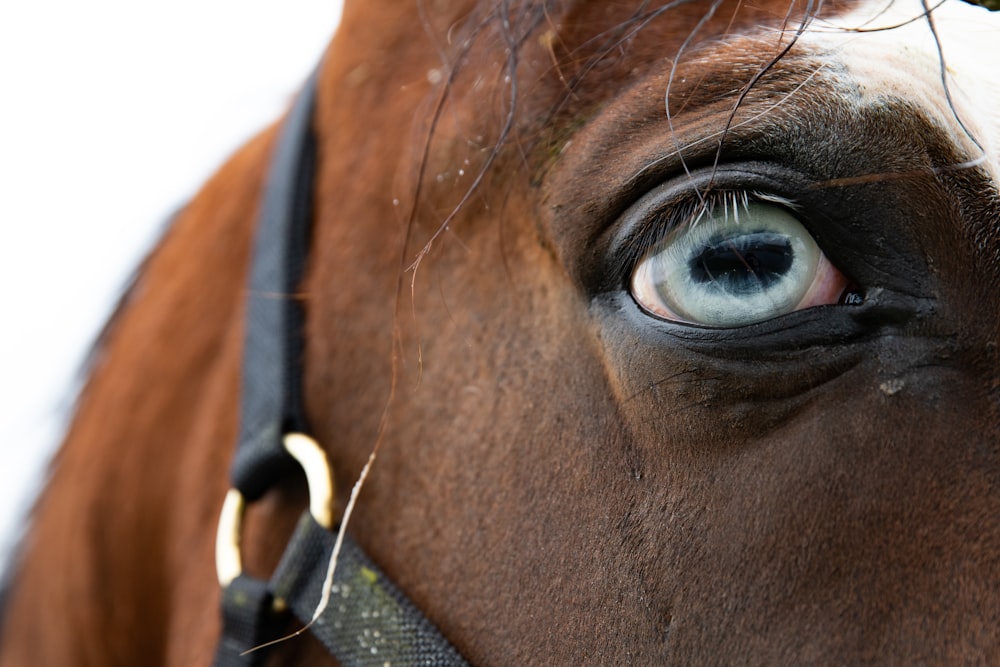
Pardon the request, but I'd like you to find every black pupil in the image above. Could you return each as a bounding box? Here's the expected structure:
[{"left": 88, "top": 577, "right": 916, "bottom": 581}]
[{"left": 689, "top": 231, "right": 793, "bottom": 293}]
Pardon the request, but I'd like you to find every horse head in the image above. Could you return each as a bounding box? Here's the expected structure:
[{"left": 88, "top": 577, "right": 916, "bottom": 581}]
[{"left": 2, "top": 0, "right": 999, "bottom": 664}]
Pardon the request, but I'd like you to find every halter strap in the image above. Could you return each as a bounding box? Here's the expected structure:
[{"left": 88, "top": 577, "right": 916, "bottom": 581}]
[{"left": 213, "top": 68, "right": 469, "bottom": 667}]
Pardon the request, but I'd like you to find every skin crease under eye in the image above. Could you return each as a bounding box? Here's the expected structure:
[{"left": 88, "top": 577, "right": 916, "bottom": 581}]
[{"left": 631, "top": 251, "right": 849, "bottom": 326}]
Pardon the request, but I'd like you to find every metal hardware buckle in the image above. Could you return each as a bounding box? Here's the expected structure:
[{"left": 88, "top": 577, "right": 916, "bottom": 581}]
[{"left": 215, "top": 433, "right": 334, "bottom": 587}]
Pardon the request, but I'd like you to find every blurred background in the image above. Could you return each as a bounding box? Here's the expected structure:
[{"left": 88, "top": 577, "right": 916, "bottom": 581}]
[{"left": 0, "top": 0, "right": 344, "bottom": 571}]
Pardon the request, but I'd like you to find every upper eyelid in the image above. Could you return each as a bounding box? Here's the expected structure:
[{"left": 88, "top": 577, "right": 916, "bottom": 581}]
[
  {"left": 578, "top": 162, "right": 817, "bottom": 295},
  {"left": 628, "top": 190, "right": 799, "bottom": 262}
]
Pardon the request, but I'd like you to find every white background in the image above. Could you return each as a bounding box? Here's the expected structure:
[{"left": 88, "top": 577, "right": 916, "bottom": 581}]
[{"left": 0, "top": 1, "right": 344, "bottom": 571}]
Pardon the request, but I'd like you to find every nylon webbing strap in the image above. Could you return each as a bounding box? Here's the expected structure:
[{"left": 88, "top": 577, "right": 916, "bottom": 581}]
[
  {"left": 229, "top": 68, "right": 319, "bottom": 503},
  {"left": 214, "top": 67, "right": 469, "bottom": 666},
  {"left": 273, "top": 516, "right": 469, "bottom": 666},
  {"left": 216, "top": 575, "right": 288, "bottom": 667},
  {"left": 214, "top": 65, "right": 322, "bottom": 667}
]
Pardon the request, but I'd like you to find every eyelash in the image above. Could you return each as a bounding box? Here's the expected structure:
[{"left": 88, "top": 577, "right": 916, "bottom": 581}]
[{"left": 616, "top": 189, "right": 774, "bottom": 286}]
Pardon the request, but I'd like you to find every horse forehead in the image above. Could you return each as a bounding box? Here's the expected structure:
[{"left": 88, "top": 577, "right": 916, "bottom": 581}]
[{"left": 805, "top": 0, "right": 1000, "bottom": 182}]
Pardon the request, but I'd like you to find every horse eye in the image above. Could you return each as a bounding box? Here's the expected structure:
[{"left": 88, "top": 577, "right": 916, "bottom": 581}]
[{"left": 630, "top": 197, "right": 850, "bottom": 327}]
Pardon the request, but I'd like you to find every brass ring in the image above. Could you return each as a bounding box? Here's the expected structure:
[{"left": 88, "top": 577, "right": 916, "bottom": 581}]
[{"left": 215, "top": 433, "right": 334, "bottom": 587}]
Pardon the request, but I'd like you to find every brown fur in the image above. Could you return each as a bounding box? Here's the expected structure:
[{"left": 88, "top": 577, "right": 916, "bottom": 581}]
[{"left": 3, "top": 0, "right": 1000, "bottom": 664}]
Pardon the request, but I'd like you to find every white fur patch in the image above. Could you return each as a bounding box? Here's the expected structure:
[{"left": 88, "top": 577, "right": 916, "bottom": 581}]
[{"left": 804, "top": 0, "right": 1000, "bottom": 183}]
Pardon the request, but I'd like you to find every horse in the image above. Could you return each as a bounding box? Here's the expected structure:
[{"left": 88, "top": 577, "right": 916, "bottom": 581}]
[{"left": 2, "top": 0, "right": 1000, "bottom": 663}]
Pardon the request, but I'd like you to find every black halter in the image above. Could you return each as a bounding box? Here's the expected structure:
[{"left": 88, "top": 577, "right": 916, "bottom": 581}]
[{"left": 213, "top": 69, "right": 469, "bottom": 667}]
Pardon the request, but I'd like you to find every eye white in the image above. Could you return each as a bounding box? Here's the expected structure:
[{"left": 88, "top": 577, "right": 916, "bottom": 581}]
[{"left": 631, "top": 200, "right": 823, "bottom": 327}]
